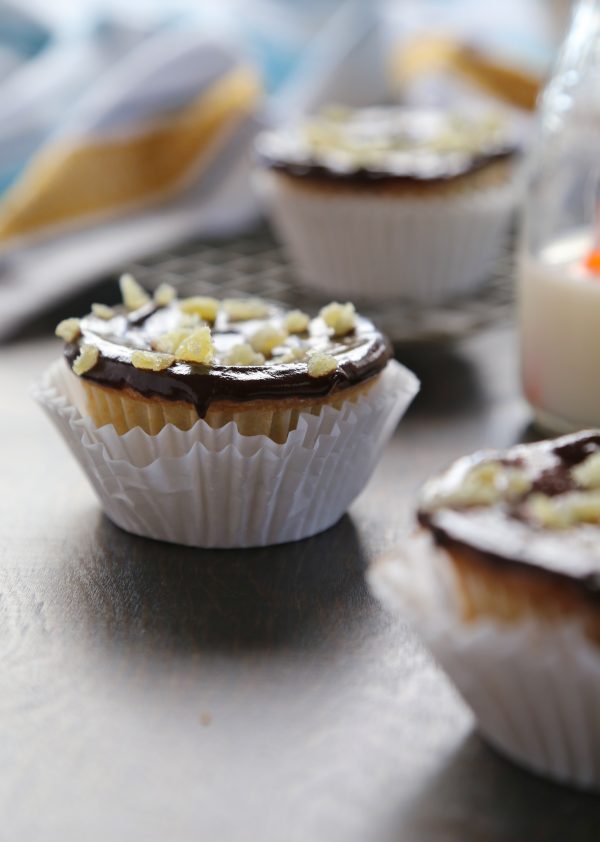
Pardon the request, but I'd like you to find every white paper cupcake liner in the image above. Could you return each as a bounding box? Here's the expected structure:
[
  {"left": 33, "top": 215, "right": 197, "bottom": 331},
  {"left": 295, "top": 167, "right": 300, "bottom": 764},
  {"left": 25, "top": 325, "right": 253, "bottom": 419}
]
[
  {"left": 258, "top": 169, "right": 519, "bottom": 305},
  {"left": 32, "top": 359, "right": 418, "bottom": 548},
  {"left": 368, "top": 532, "right": 600, "bottom": 791}
]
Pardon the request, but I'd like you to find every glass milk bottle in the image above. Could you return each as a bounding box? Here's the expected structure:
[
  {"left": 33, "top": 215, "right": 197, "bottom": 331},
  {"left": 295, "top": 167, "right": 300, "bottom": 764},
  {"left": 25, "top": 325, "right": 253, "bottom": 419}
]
[{"left": 519, "top": 0, "right": 600, "bottom": 432}]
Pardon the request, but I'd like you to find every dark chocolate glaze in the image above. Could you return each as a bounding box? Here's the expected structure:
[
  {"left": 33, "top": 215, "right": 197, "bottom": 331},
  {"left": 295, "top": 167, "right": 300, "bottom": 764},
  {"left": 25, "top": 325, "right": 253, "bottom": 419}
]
[
  {"left": 418, "top": 431, "right": 600, "bottom": 601},
  {"left": 258, "top": 148, "right": 516, "bottom": 187},
  {"left": 64, "top": 301, "right": 391, "bottom": 418},
  {"left": 256, "top": 108, "right": 519, "bottom": 187}
]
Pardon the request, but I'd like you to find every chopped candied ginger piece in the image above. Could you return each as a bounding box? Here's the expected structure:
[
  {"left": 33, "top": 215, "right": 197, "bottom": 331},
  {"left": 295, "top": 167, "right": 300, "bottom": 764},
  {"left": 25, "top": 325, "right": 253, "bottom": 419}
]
[
  {"left": 131, "top": 350, "right": 175, "bottom": 371},
  {"left": 72, "top": 344, "right": 99, "bottom": 375},
  {"left": 278, "top": 346, "right": 308, "bottom": 364},
  {"left": 307, "top": 350, "right": 337, "bottom": 377},
  {"left": 91, "top": 303, "right": 115, "bottom": 320},
  {"left": 175, "top": 326, "right": 214, "bottom": 365},
  {"left": 55, "top": 318, "right": 81, "bottom": 342},
  {"left": 153, "top": 329, "right": 192, "bottom": 354},
  {"left": 153, "top": 282, "right": 176, "bottom": 307},
  {"left": 319, "top": 301, "right": 356, "bottom": 336},
  {"left": 223, "top": 297, "right": 269, "bottom": 321},
  {"left": 573, "top": 452, "right": 600, "bottom": 488},
  {"left": 152, "top": 328, "right": 192, "bottom": 354},
  {"left": 527, "top": 491, "right": 600, "bottom": 529},
  {"left": 249, "top": 325, "right": 287, "bottom": 356},
  {"left": 284, "top": 310, "right": 310, "bottom": 334},
  {"left": 223, "top": 343, "right": 265, "bottom": 366},
  {"left": 179, "top": 295, "right": 219, "bottom": 322},
  {"left": 119, "top": 273, "right": 150, "bottom": 310},
  {"left": 424, "top": 461, "right": 531, "bottom": 510}
]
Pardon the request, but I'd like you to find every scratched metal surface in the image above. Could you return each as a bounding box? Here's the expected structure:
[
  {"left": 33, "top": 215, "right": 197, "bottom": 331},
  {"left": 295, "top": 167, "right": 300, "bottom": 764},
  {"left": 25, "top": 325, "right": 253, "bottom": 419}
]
[{"left": 1, "top": 234, "right": 600, "bottom": 841}]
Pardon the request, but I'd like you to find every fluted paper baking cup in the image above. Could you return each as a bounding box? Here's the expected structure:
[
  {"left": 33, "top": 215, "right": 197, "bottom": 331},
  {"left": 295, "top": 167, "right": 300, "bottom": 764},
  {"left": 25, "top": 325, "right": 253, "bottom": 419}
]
[
  {"left": 32, "top": 359, "right": 418, "bottom": 548},
  {"left": 258, "top": 170, "right": 518, "bottom": 304},
  {"left": 368, "top": 533, "right": 600, "bottom": 790}
]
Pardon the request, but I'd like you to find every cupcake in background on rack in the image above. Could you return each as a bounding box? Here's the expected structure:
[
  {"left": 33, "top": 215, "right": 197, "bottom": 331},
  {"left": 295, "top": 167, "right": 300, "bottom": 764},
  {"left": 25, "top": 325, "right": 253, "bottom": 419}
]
[
  {"left": 370, "top": 431, "right": 600, "bottom": 790},
  {"left": 34, "top": 276, "right": 419, "bottom": 548},
  {"left": 256, "top": 106, "right": 521, "bottom": 304}
]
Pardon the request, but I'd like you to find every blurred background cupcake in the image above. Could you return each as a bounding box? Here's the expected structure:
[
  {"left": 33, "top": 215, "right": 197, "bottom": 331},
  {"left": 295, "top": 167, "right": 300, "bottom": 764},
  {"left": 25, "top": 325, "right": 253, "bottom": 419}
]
[{"left": 256, "top": 105, "right": 523, "bottom": 304}]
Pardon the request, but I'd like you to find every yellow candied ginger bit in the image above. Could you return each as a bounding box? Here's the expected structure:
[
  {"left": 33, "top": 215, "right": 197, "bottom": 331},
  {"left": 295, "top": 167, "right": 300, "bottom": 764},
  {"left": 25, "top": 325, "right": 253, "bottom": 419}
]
[
  {"left": 249, "top": 325, "right": 287, "bottom": 356},
  {"left": 174, "top": 326, "right": 215, "bottom": 365},
  {"left": 131, "top": 350, "right": 175, "bottom": 371},
  {"left": 179, "top": 295, "right": 219, "bottom": 322},
  {"left": 72, "top": 344, "right": 99, "bottom": 375},
  {"left": 153, "top": 329, "right": 192, "bottom": 354},
  {"left": 91, "top": 303, "right": 115, "bottom": 320},
  {"left": 573, "top": 452, "right": 600, "bottom": 489},
  {"left": 223, "top": 297, "right": 269, "bottom": 321},
  {"left": 284, "top": 309, "right": 310, "bottom": 334},
  {"left": 119, "top": 273, "right": 150, "bottom": 310},
  {"left": 278, "top": 346, "right": 308, "bottom": 364},
  {"left": 153, "top": 283, "right": 177, "bottom": 307},
  {"left": 527, "top": 491, "right": 600, "bottom": 529},
  {"left": 428, "top": 461, "right": 531, "bottom": 510},
  {"left": 222, "top": 343, "right": 265, "bottom": 366},
  {"left": 307, "top": 350, "right": 337, "bottom": 377},
  {"left": 319, "top": 301, "right": 356, "bottom": 336},
  {"left": 55, "top": 318, "right": 81, "bottom": 342}
]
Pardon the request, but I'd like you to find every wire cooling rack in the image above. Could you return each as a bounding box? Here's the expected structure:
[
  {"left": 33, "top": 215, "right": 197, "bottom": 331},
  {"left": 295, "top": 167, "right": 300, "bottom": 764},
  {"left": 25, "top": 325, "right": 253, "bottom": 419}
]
[{"left": 125, "top": 226, "right": 514, "bottom": 345}]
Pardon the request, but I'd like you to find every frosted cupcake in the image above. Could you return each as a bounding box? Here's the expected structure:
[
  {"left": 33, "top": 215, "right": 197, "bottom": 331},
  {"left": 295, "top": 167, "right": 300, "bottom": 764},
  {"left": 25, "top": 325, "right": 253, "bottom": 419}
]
[
  {"left": 34, "top": 276, "right": 419, "bottom": 548},
  {"left": 370, "top": 432, "right": 600, "bottom": 790},
  {"left": 256, "top": 107, "right": 520, "bottom": 304}
]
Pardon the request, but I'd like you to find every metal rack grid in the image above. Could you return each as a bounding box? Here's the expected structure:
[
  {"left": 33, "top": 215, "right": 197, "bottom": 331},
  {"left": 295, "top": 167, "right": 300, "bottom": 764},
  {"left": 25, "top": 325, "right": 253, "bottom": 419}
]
[{"left": 126, "top": 226, "right": 514, "bottom": 344}]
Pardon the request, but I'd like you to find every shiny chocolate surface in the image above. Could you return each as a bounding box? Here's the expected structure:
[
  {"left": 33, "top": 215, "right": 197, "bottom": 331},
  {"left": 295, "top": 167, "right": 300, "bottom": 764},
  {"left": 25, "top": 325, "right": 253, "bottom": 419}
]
[
  {"left": 418, "top": 431, "right": 600, "bottom": 597},
  {"left": 64, "top": 301, "right": 391, "bottom": 416}
]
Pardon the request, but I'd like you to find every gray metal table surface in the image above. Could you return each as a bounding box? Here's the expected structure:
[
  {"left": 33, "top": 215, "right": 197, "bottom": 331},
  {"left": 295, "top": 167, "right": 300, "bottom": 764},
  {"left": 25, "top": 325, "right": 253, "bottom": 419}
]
[{"left": 2, "top": 293, "right": 600, "bottom": 840}]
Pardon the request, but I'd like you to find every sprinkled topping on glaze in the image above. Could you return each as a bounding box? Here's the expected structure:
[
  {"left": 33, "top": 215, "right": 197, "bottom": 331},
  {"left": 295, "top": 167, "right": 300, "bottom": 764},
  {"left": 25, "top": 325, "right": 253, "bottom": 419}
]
[
  {"left": 284, "top": 310, "right": 310, "bottom": 334},
  {"left": 91, "top": 303, "right": 115, "bottom": 320},
  {"left": 55, "top": 318, "right": 81, "bottom": 342},
  {"left": 320, "top": 301, "right": 356, "bottom": 337},
  {"left": 72, "top": 344, "right": 99, "bottom": 375},
  {"left": 223, "top": 343, "right": 266, "bottom": 366},
  {"left": 174, "top": 326, "right": 215, "bottom": 365},
  {"left": 257, "top": 106, "right": 518, "bottom": 184},
  {"left": 278, "top": 346, "right": 308, "bottom": 364},
  {"left": 131, "top": 350, "right": 175, "bottom": 371},
  {"left": 152, "top": 329, "right": 193, "bottom": 355},
  {"left": 120, "top": 273, "right": 150, "bottom": 310},
  {"left": 179, "top": 296, "right": 219, "bottom": 323},
  {"left": 223, "top": 298, "right": 270, "bottom": 322},
  {"left": 308, "top": 351, "right": 338, "bottom": 377},
  {"left": 573, "top": 452, "right": 600, "bottom": 489},
  {"left": 154, "top": 283, "right": 177, "bottom": 307},
  {"left": 59, "top": 279, "right": 391, "bottom": 418},
  {"left": 422, "top": 460, "right": 531, "bottom": 510},
  {"left": 418, "top": 431, "right": 600, "bottom": 596},
  {"left": 249, "top": 325, "right": 288, "bottom": 357}
]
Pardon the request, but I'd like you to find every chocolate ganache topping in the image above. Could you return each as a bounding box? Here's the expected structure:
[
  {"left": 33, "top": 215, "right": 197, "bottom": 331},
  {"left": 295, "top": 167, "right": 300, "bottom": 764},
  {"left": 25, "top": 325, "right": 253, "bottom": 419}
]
[
  {"left": 417, "top": 432, "right": 600, "bottom": 600},
  {"left": 60, "top": 287, "right": 391, "bottom": 418},
  {"left": 256, "top": 107, "right": 519, "bottom": 186}
]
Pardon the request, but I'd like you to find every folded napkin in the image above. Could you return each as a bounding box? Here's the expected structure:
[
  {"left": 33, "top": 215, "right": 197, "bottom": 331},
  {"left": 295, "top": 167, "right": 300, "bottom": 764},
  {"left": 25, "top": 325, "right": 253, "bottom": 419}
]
[
  {"left": 0, "top": 1, "right": 388, "bottom": 339},
  {"left": 0, "top": 11, "right": 266, "bottom": 337}
]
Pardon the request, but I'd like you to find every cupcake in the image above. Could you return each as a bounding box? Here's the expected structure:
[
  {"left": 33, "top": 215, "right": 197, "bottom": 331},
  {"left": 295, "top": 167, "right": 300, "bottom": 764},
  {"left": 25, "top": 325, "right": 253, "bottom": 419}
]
[
  {"left": 34, "top": 275, "right": 419, "bottom": 548},
  {"left": 256, "top": 106, "right": 520, "bottom": 304},
  {"left": 369, "top": 431, "right": 600, "bottom": 790}
]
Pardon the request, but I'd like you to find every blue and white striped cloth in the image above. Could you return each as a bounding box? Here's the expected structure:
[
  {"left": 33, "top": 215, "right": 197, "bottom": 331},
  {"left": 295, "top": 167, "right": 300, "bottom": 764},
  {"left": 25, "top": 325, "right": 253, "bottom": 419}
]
[{"left": 0, "top": 0, "right": 386, "bottom": 337}]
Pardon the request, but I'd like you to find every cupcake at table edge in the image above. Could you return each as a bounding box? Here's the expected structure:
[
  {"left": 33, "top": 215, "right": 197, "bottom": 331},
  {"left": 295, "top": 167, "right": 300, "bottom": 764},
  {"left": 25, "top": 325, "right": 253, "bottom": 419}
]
[
  {"left": 369, "top": 432, "right": 600, "bottom": 790},
  {"left": 34, "top": 275, "right": 419, "bottom": 548},
  {"left": 256, "top": 106, "right": 521, "bottom": 304}
]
